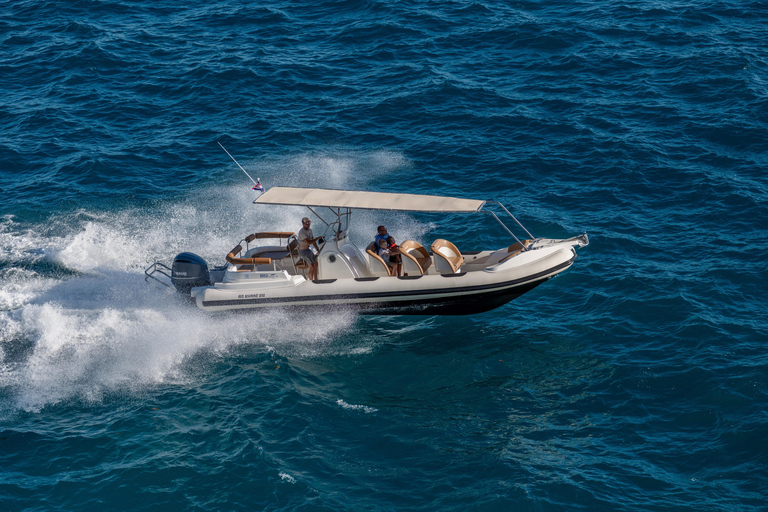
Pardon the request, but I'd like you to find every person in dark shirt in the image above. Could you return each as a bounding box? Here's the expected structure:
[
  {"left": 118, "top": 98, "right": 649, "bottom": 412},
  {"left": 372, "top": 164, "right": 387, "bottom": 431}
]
[
  {"left": 374, "top": 225, "right": 388, "bottom": 247},
  {"left": 386, "top": 235, "right": 401, "bottom": 276}
]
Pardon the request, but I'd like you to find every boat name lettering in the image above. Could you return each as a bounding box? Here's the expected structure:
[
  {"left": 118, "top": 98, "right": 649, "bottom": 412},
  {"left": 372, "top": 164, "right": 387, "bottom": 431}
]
[{"left": 239, "top": 293, "right": 266, "bottom": 299}]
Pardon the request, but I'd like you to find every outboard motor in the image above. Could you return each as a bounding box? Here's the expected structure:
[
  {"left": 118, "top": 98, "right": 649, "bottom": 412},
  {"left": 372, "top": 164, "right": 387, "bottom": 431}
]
[{"left": 171, "top": 252, "right": 210, "bottom": 293}]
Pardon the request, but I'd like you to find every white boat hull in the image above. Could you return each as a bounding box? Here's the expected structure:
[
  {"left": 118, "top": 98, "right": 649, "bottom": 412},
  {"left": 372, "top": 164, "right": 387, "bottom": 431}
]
[
  {"left": 144, "top": 185, "right": 590, "bottom": 316},
  {"left": 190, "top": 243, "right": 578, "bottom": 315}
]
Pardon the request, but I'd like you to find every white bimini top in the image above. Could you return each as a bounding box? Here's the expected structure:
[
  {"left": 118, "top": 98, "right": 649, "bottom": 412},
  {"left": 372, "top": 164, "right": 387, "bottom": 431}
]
[{"left": 254, "top": 187, "right": 486, "bottom": 212}]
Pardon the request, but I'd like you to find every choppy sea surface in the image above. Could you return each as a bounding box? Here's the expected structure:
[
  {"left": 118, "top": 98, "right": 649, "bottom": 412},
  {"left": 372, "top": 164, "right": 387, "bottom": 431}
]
[{"left": 2, "top": 1, "right": 767, "bottom": 510}]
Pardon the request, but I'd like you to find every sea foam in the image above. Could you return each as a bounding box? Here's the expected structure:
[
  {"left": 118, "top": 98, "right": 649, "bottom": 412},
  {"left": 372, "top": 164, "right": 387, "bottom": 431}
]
[{"left": 0, "top": 151, "right": 418, "bottom": 412}]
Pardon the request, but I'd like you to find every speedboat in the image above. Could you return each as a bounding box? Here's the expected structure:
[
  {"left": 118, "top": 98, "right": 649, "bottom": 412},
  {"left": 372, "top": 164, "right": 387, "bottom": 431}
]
[{"left": 145, "top": 187, "right": 588, "bottom": 315}]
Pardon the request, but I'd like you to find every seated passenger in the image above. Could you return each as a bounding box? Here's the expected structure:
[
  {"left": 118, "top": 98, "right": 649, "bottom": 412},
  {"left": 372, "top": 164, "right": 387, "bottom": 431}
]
[
  {"left": 376, "top": 238, "right": 390, "bottom": 257},
  {"left": 386, "top": 236, "right": 402, "bottom": 276},
  {"left": 377, "top": 238, "right": 400, "bottom": 276},
  {"left": 374, "top": 225, "right": 388, "bottom": 247}
]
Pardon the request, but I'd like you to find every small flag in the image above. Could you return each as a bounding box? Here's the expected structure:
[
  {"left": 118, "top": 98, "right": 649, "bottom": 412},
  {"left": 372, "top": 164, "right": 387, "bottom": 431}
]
[{"left": 252, "top": 179, "right": 264, "bottom": 192}]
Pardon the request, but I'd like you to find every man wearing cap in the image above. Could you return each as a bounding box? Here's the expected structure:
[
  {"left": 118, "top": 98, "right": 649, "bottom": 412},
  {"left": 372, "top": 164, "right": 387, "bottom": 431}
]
[{"left": 298, "top": 217, "right": 320, "bottom": 280}]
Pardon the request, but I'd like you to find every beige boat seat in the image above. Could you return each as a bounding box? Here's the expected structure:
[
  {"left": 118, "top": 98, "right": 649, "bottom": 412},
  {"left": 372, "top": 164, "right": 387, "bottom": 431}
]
[
  {"left": 430, "top": 239, "right": 464, "bottom": 274},
  {"left": 366, "top": 243, "right": 391, "bottom": 276},
  {"left": 499, "top": 239, "right": 533, "bottom": 263},
  {"left": 399, "top": 240, "right": 432, "bottom": 276}
]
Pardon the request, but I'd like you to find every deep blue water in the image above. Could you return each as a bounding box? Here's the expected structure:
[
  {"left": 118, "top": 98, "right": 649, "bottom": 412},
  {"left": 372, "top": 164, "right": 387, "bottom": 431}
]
[{"left": 1, "top": 0, "right": 767, "bottom": 510}]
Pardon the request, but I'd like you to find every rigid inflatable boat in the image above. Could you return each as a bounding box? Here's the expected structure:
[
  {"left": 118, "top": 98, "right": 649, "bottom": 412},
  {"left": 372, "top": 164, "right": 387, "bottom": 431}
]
[{"left": 145, "top": 187, "right": 588, "bottom": 315}]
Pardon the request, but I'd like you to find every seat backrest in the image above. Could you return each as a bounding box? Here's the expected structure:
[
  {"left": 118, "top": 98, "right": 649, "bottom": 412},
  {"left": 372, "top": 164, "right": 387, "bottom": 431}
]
[
  {"left": 399, "top": 250, "right": 424, "bottom": 276},
  {"left": 507, "top": 239, "right": 532, "bottom": 253},
  {"left": 499, "top": 239, "right": 533, "bottom": 264},
  {"left": 430, "top": 239, "right": 464, "bottom": 274},
  {"left": 366, "top": 249, "right": 391, "bottom": 276},
  {"left": 282, "top": 236, "right": 308, "bottom": 276},
  {"left": 287, "top": 237, "right": 299, "bottom": 254},
  {"left": 399, "top": 240, "right": 432, "bottom": 272}
]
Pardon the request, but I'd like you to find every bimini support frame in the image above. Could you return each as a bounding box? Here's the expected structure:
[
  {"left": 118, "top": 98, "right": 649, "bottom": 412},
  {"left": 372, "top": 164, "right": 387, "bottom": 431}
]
[{"left": 481, "top": 201, "right": 535, "bottom": 250}]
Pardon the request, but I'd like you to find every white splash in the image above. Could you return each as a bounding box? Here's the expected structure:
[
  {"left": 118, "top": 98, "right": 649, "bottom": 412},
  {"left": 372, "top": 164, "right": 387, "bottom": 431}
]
[
  {"left": 0, "top": 150, "right": 415, "bottom": 413},
  {"left": 336, "top": 399, "right": 378, "bottom": 414}
]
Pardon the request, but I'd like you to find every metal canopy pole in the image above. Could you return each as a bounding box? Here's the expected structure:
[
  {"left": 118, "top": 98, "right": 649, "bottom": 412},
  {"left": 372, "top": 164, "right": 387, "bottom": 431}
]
[
  {"left": 482, "top": 201, "right": 535, "bottom": 250},
  {"left": 485, "top": 201, "right": 534, "bottom": 239},
  {"left": 483, "top": 211, "right": 525, "bottom": 247}
]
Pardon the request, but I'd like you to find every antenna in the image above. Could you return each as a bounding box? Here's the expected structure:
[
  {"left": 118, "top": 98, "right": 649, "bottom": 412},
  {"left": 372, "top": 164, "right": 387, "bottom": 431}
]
[{"left": 217, "top": 142, "right": 257, "bottom": 185}]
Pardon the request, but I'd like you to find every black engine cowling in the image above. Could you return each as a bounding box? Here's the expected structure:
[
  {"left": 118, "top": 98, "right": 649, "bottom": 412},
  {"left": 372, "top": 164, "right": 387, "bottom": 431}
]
[{"left": 171, "top": 252, "right": 210, "bottom": 293}]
